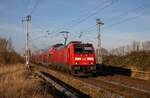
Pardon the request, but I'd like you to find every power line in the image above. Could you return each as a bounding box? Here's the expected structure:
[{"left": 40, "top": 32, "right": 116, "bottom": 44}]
[
  {"left": 30, "top": 32, "right": 62, "bottom": 49},
  {"left": 82, "top": 10, "right": 150, "bottom": 43},
  {"left": 70, "top": 0, "right": 118, "bottom": 29},
  {"left": 29, "top": 0, "right": 117, "bottom": 42},
  {"left": 71, "top": 0, "right": 112, "bottom": 23},
  {"left": 67, "top": 0, "right": 118, "bottom": 42},
  {"left": 105, "top": 1, "right": 150, "bottom": 26},
  {"left": 106, "top": 9, "right": 150, "bottom": 28},
  {"left": 29, "top": 0, "right": 41, "bottom": 15},
  {"left": 79, "top": 1, "right": 150, "bottom": 37},
  {"left": 79, "top": 0, "right": 108, "bottom": 15},
  {"left": 82, "top": 9, "right": 150, "bottom": 39},
  {"left": 61, "top": 0, "right": 118, "bottom": 31},
  {"left": 69, "top": 23, "right": 99, "bottom": 41}
]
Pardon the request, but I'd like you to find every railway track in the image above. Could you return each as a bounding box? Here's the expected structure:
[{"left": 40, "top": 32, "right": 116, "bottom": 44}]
[
  {"left": 79, "top": 77, "right": 150, "bottom": 97},
  {"left": 76, "top": 76, "right": 150, "bottom": 98},
  {"left": 95, "top": 75, "right": 150, "bottom": 93},
  {"left": 31, "top": 64, "right": 150, "bottom": 98},
  {"left": 94, "top": 77, "right": 150, "bottom": 94},
  {"left": 32, "top": 70, "right": 90, "bottom": 98}
]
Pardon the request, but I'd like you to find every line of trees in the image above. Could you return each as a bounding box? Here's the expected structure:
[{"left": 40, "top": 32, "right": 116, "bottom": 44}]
[
  {"left": 0, "top": 37, "right": 24, "bottom": 65},
  {"left": 101, "top": 41, "right": 150, "bottom": 71},
  {"left": 102, "top": 40, "right": 150, "bottom": 56}
]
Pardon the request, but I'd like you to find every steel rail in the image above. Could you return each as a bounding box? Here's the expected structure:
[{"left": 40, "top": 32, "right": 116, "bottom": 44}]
[
  {"left": 31, "top": 64, "right": 150, "bottom": 97},
  {"left": 132, "top": 70, "right": 150, "bottom": 74},
  {"left": 94, "top": 77, "right": 150, "bottom": 94},
  {"left": 35, "top": 71, "right": 78, "bottom": 98}
]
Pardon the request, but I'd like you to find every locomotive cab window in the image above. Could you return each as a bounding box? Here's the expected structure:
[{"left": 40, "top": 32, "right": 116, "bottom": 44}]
[{"left": 74, "top": 44, "right": 93, "bottom": 54}]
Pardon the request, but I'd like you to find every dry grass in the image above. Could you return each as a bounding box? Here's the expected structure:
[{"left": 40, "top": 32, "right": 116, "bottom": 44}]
[
  {"left": 0, "top": 37, "right": 24, "bottom": 65},
  {"left": 0, "top": 64, "right": 53, "bottom": 98},
  {"left": 103, "top": 51, "right": 150, "bottom": 71},
  {"left": 37, "top": 66, "right": 123, "bottom": 98}
]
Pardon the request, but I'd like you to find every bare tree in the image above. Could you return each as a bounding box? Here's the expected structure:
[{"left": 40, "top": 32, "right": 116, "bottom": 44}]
[
  {"left": 125, "top": 45, "right": 131, "bottom": 54},
  {"left": 108, "top": 40, "right": 150, "bottom": 56},
  {"left": 118, "top": 46, "right": 125, "bottom": 56},
  {"left": 7, "top": 37, "right": 14, "bottom": 52},
  {"left": 102, "top": 48, "right": 109, "bottom": 56},
  {"left": 109, "top": 48, "right": 120, "bottom": 56},
  {"left": 0, "top": 37, "right": 13, "bottom": 52},
  {"left": 142, "top": 41, "right": 150, "bottom": 51},
  {"left": 0, "top": 37, "right": 14, "bottom": 63},
  {"left": 0, "top": 38, "right": 8, "bottom": 52},
  {"left": 131, "top": 40, "right": 140, "bottom": 52}
]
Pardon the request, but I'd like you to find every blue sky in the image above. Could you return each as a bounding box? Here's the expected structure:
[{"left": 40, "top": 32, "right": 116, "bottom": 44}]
[{"left": 0, "top": 0, "right": 150, "bottom": 54}]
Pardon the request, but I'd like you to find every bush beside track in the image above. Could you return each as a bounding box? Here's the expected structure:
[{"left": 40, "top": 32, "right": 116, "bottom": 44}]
[
  {"left": 0, "top": 37, "right": 24, "bottom": 65},
  {"left": 103, "top": 51, "right": 150, "bottom": 71}
]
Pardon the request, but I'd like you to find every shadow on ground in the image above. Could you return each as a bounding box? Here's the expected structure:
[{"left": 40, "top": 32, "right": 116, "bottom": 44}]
[{"left": 96, "top": 64, "right": 131, "bottom": 77}]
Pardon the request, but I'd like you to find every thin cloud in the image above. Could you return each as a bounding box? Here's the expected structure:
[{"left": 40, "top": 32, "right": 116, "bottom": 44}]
[
  {"left": 127, "top": 11, "right": 150, "bottom": 23},
  {"left": 0, "top": 24, "right": 22, "bottom": 33},
  {"left": 139, "top": 14, "right": 150, "bottom": 23},
  {"left": 0, "top": 4, "right": 6, "bottom": 11},
  {"left": 102, "top": 0, "right": 112, "bottom": 7}
]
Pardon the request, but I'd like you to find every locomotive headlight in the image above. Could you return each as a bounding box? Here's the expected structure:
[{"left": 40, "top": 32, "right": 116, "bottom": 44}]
[
  {"left": 75, "top": 57, "right": 81, "bottom": 60},
  {"left": 87, "top": 57, "right": 94, "bottom": 60},
  {"left": 89, "top": 62, "right": 93, "bottom": 64}
]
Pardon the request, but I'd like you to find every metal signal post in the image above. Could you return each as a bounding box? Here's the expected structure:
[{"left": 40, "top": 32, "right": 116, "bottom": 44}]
[
  {"left": 22, "top": 15, "right": 31, "bottom": 68},
  {"left": 96, "top": 19, "right": 104, "bottom": 65}
]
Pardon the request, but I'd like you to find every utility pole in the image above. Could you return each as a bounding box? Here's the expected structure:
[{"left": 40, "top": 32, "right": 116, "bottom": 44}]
[
  {"left": 22, "top": 15, "right": 31, "bottom": 68},
  {"left": 96, "top": 19, "right": 104, "bottom": 65}
]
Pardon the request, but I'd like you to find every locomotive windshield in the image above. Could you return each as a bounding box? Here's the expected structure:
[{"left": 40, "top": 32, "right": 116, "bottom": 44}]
[{"left": 74, "top": 44, "right": 93, "bottom": 54}]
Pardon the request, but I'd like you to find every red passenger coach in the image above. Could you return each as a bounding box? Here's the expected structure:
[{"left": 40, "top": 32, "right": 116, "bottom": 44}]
[{"left": 38, "top": 50, "right": 43, "bottom": 64}]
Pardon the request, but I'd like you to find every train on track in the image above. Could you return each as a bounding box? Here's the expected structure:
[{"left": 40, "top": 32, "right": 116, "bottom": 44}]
[{"left": 30, "top": 41, "right": 96, "bottom": 76}]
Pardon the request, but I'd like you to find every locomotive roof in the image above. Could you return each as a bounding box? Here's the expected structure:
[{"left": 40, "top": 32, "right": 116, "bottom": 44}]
[
  {"left": 40, "top": 43, "right": 64, "bottom": 53},
  {"left": 67, "top": 41, "right": 81, "bottom": 45},
  {"left": 55, "top": 41, "right": 81, "bottom": 50},
  {"left": 55, "top": 45, "right": 66, "bottom": 50},
  {"left": 52, "top": 43, "right": 63, "bottom": 47},
  {"left": 36, "top": 42, "right": 93, "bottom": 53},
  {"left": 55, "top": 41, "right": 93, "bottom": 50},
  {"left": 42, "top": 48, "right": 49, "bottom": 53}
]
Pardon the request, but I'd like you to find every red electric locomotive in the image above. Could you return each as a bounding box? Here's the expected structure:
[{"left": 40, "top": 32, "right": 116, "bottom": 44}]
[
  {"left": 30, "top": 41, "right": 96, "bottom": 76},
  {"left": 50, "top": 41, "right": 96, "bottom": 76}
]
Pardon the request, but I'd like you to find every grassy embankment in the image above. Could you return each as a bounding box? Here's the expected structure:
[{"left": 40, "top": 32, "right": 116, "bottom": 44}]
[
  {"left": 0, "top": 37, "right": 56, "bottom": 97},
  {"left": 0, "top": 64, "right": 58, "bottom": 98},
  {"left": 103, "top": 51, "right": 150, "bottom": 71}
]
